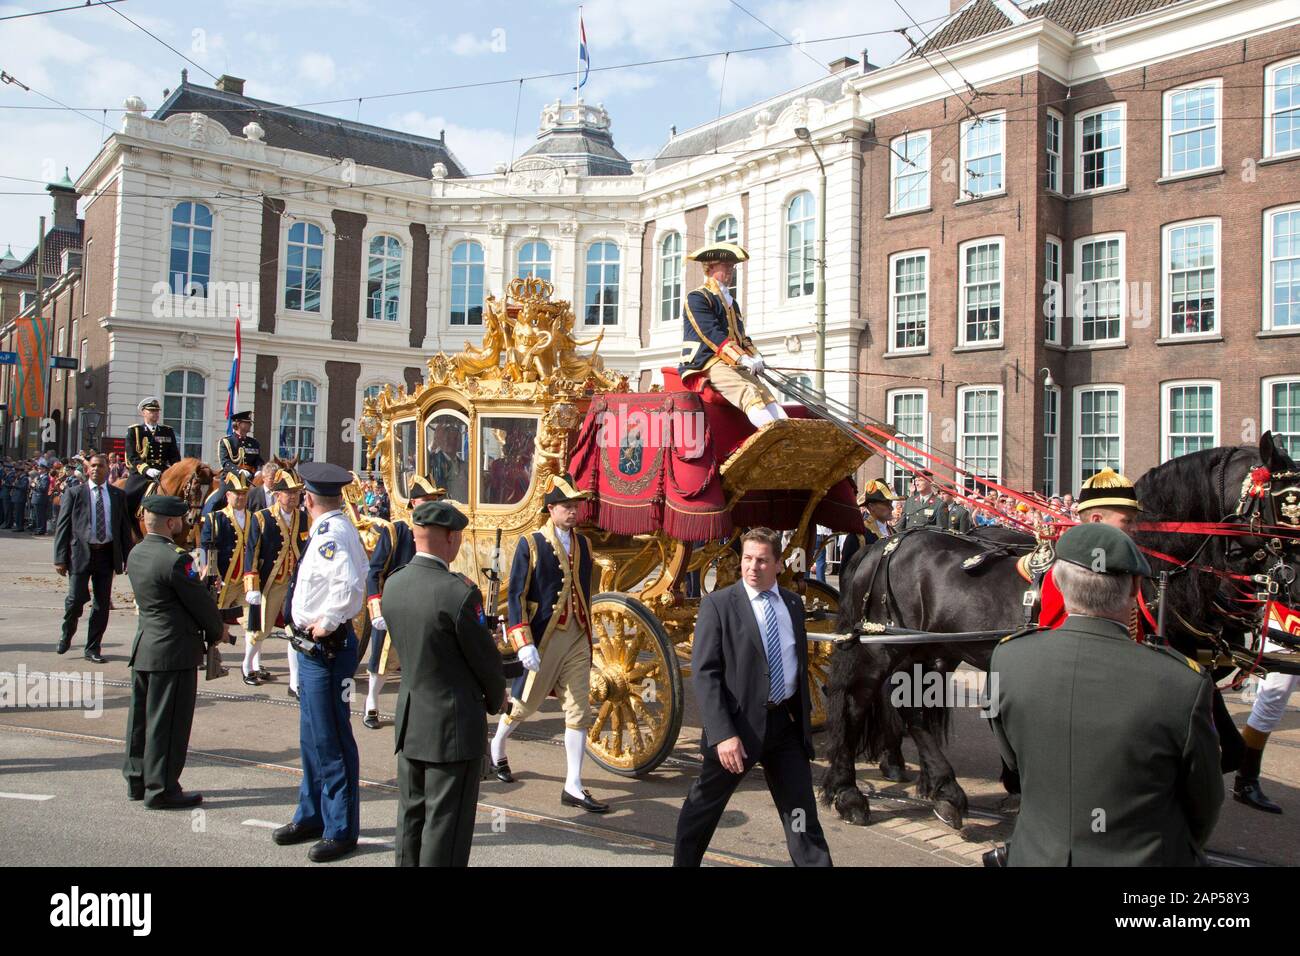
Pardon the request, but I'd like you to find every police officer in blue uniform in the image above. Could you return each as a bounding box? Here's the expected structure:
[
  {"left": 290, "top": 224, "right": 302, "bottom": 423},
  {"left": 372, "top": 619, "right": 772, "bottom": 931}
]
[
  {"left": 361, "top": 475, "right": 446, "bottom": 730},
  {"left": 271, "top": 462, "right": 367, "bottom": 863}
]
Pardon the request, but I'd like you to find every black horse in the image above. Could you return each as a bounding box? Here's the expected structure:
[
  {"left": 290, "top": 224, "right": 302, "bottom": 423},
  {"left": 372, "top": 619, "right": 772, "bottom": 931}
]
[{"left": 821, "top": 434, "right": 1300, "bottom": 830}]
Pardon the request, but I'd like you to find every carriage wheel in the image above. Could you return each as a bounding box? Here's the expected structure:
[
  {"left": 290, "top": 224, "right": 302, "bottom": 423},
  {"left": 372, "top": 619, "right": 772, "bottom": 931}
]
[
  {"left": 586, "top": 593, "right": 683, "bottom": 777},
  {"left": 802, "top": 579, "right": 841, "bottom": 731}
]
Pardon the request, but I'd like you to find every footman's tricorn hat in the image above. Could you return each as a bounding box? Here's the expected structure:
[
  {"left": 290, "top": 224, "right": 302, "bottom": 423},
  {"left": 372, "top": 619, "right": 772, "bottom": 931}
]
[
  {"left": 271, "top": 469, "right": 303, "bottom": 492},
  {"left": 408, "top": 475, "right": 446, "bottom": 501},
  {"left": 857, "top": 479, "right": 897, "bottom": 506},
  {"left": 1055, "top": 522, "right": 1152, "bottom": 578},
  {"left": 142, "top": 494, "right": 188, "bottom": 517},
  {"left": 222, "top": 472, "right": 250, "bottom": 493},
  {"left": 687, "top": 241, "right": 749, "bottom": 264},
  {"left": 542, "top": 472, "right": 591, "bottom": 509},
  {"left": 1076, "top": 467, "right": 1141, "bottom": 513},
  {"left": 412, "top": 499, "right": 468, "bottom": 531}
]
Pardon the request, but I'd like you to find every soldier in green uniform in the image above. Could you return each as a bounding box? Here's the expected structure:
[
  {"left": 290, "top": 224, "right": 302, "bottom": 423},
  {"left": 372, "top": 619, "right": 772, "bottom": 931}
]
[
  {"left": 381, "top": 499, "right": 508, "bottom": 866},
  {"left": 899, "top": 470, "right": 948, "bottom": 531},
  {"left": 122, "top": 495, "right": 226, "bottom": 808},
  {"left": 941, "top": 490, "right": 972, "bottom": 534},
  {"left": 988, "top": 523, "right": 1224, "bottom": 866}
]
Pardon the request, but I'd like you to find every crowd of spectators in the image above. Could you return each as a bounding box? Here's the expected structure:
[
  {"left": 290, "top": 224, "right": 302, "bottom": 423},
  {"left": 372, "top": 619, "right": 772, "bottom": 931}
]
[{"left": 0, "top": 448, "right": 122, "bottom": 535}]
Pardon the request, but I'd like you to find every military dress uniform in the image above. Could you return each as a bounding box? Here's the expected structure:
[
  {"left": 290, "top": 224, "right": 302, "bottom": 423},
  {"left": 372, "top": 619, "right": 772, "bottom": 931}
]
[
  {"left": 382, "top": 500, "right": 507, "bottom": 867},
  {"left": 900, "top": 490, "right": 948, "bottom": 531},
  {"left": 218, "top": 411, "right": 264, "bottom": 479},
  {"left": 279, "top": 462, "right": 368, "bottom": 859},
  {"left": 945, "top": 500, "right": 972, "bottom": 534},
  {"left": 123, "top": 496, "right": 224, "bottom": 808},
  {"left": 989, "top": 524, "right": 1223, "bottom": 866},
  {"left": 125, "top": 399, "right": 182, "bottom": 485}
]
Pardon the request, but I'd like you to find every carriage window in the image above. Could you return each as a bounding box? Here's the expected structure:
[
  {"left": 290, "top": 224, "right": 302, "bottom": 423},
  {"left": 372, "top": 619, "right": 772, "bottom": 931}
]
[
  {"left": 425, "top": 413, "right": 469, "bottom": 503},
  {"left": 392, "top": 418, "right": 416, "bottom": 499},
  {"left": 479, "top": 417, "right": 538, "bottom": 506}
]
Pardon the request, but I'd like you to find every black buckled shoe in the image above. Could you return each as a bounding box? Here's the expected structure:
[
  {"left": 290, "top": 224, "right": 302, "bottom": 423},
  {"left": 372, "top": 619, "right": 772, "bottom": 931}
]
[
  {"left": 272, "top": 821, "right": 324, "bottom": 846},
  {"left": 308, "top": 838, "right": 358, "bottom": 863},
  {"left": 145, "top": 790, "right": 202, "bottom": 810},
  {"left": 255, "top": 669, "right": 275, "bottom": 682},
  {"left": 242, "top": 671, "right": 261, "bottom": 686},
  {"left": 491, "top": 759, "right": 514, "bottom": 783},
  {"left": 287, "top": 687, "right": 299, "bottom": 700},
  {"left": 362, "top": 711, "right": 381, "bottom": 730},
  {"left": 1233, "top": 775, "right": 1283, "bottom": 814},
  {"left": 560, "top": 789, "right": 609, "bottom": 813}
]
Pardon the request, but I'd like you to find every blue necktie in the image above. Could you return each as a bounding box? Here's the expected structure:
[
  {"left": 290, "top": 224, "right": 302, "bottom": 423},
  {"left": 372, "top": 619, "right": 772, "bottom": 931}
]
[
  {"left": 94, "top": 485, "right": 107, "bottom": 543},
  {"left": 759, "top": 591, "right": 785, "bottom": 704}
]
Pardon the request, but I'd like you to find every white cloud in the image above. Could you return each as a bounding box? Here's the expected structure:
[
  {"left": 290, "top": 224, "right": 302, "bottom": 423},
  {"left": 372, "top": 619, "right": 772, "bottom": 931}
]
[
  {"left": 296, "top": 52, "right": 338, "bottom": 89},
  {"left": 385, "top": 111, "right": 518, "bottom": 177}
]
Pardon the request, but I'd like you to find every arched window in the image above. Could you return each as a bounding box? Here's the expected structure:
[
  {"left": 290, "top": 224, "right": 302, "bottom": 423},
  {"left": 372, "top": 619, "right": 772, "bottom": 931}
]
[
  {"left": 285, "top": 222, "right": 324, "bottom": 313},
  {"left": 516, "top": 240, "right": 552, "bottom": 281},
  {"left": 278, "top": 379, "right": 318, "bottom": 461},
  {"left": 714, "top": 216, "right": 739, "bottom": 298},
  {"left": 163, "top": 369, "right": 206, "bottom": 458},
  {"left": 450, "top": 240, "right": 485, "bottom": 325},
  {"left": 366, "top": 235, "right": 402, "bottom": 322},
  {"left": 169, "top": 202, "right": 212, "bottom": 296},
  {"left": 786, "top": 192, "right": 815, "bottom": 298},
  {"left": 584, "top": 241, "right": 619, "bottom": 326},
  {"left": 659, "top": 232, "right": 682, "bottom": 323}
]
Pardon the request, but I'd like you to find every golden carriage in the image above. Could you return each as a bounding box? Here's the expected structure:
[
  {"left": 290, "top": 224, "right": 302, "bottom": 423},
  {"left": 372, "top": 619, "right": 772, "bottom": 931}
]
[{"left": 353, "top": 277, "right": 876, "bottom": 776}]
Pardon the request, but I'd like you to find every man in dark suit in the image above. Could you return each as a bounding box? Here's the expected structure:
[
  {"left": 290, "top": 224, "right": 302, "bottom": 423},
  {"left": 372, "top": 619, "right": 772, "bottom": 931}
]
[
  {"left": 53, "top": 452, "right": 131, "bottom": 663},
  {"left": 382, "top": 499, "right": 507, "bottom": 866},
  {"left": 245, "top": 462, "right": 279, "bottom": 515},
  {"left": 123, "top": 495, "right": 226, "bottom": 808},
  {"left": 989, "top": 523, "right": 1223, "bottom": 865},
  {"left": 673, "top": 526, "right": 833, "bottom": 867}
]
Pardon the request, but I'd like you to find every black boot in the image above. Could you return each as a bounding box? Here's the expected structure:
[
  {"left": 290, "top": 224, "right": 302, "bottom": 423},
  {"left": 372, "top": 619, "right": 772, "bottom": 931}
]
[{"left": 1233, "top": 746, "right": 1283, "bottom": 814}]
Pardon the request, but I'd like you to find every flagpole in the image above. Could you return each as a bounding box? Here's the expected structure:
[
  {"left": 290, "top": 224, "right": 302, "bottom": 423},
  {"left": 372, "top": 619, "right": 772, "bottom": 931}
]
[{"left": 575, "top": 4, "right": 582, "bottom": 102}]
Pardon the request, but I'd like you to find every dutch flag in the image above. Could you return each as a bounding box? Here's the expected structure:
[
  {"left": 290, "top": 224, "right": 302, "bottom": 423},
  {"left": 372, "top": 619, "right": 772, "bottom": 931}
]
[
  {"left": 225, "top": 310, "right": 241, "bottom": 434},
  {"left": 576, "top": 12, "right": 589, "bottom": 90}
]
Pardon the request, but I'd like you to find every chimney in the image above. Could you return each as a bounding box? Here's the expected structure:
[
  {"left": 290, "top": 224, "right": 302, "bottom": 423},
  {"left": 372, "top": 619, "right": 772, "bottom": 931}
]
[
  {"left": 828, "top": 55, "right": 859, "bottom": 74},
  {"left": 47, "top": 167, "right": 78, "bottom": 232},
  {"left": 215, "top": 74, "right": 245, "bottom": 95}
]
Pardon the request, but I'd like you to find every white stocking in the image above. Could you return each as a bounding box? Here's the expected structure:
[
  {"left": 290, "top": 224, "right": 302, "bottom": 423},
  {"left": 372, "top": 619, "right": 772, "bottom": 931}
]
[
  {"left": 564, "top": 727, "right": 587, "bottom": 797},
  {"left": 242, "top": 637, "right": 256, "bottom": 676},
  {"left": 765, "top": 402, "right": 789, "bottom": 421},
  {"left": 365, "top": 671, "right": 384, "bottom": 714},
  {"left": 250, "top": 642, "right": 262, "bottom": 672},
  {"left": 490, "top": 717, "right": 516, "bottom": 765}
]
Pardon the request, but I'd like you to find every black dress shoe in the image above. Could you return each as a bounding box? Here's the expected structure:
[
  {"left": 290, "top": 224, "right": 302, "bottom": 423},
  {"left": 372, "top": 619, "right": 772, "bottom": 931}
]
[
  {"left": 272, "top": 821, "right": 324, "bottom": 846},
  {"left": 242, "top": 671, "right": 261, "bottom": 686},
  {"left": 56, "top": 637, "right": 70, "bottom": 655},
  {"left": 362, "top": 711, "right": 381, "bottom": 730},
  {"left": 1233, "top": 775, "right": 1283, "bottom": 814},
  {"left": 491, "top": 759, "right": 514, "bottom": 783},
  {"left": 83, "top": 652, "right": 107, "bottom": 664},
  {"left": 145, "top": 791, "right": 203, "bottom": 810},
  {"left": 128, "top": 789, "right": 144, "bottom": 802},
  {"left": 308, "top": 838, "right": 358, "bottom": 863},
  {"left": 560, "top": 788, "right": 609, "bottom": 813},
  {"left": 287, "top": 687, "right": 299, "bottom": 700}
]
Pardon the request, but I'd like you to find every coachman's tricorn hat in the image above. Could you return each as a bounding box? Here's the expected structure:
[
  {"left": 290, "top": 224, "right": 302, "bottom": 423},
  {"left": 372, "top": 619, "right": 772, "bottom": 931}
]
[
  {"left": 270, "top": 469, "right": 303, "bottom": 492},
  {"left": 686, "top": 241, "right": 750, "bottom": 264},
  {"left": 857, "top": 479, "right": 897, "bottom": 506},
  {"left": 408, "top": 475, "right": 446, "bottom": 501},
  {"left": 542, "top": 472, "right": 591, "bottom": 509},
  {"left": 1076, "top": 467, "right": 1141, "bottom": 513}
]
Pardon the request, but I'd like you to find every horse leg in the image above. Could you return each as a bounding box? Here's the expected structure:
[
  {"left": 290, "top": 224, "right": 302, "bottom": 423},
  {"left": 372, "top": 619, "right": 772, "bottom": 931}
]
[
  {"left": 820, "top": 643, "right": 876, "bottom": 826},
  {"left": 901, "top": 667, "right": 969, "bottom": 830}
]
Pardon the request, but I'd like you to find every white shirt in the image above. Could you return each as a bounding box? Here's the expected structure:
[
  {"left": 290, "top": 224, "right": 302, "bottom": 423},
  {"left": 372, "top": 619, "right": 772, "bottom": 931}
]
[
  {"left": 85, "top": 480, "right": 112, "bottom": 543},
  {"left": 742, "top": 579, "right": 798, "bottom": 702},
  {"left": 291, "top": 509, "right": 367, "bottom": 631},
  {"left": 872, "top": 518, "right": 891, "bottom": 538},
  {"left": 555, "top": 526, "right": 572, "bottom": 555}
]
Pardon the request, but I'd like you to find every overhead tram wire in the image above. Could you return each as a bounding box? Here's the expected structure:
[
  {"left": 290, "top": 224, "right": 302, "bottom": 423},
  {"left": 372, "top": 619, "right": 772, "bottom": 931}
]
[
  {"left": 893, "top": 0, "right": 982, "bottom": 108},
  {"left": 101, "top": 2, "right": 217, "bottom": 81},
  {"left": 728, "top": 0, "right": 835, "bottom": 78},
  {"left": 0, "top": 0, "right": 124, "bottom": 22}
]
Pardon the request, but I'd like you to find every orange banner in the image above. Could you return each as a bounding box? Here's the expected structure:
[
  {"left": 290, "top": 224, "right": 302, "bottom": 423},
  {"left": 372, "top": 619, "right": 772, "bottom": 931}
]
[{"left": 13, "top": 315, "right": 47, "bottom": 418}]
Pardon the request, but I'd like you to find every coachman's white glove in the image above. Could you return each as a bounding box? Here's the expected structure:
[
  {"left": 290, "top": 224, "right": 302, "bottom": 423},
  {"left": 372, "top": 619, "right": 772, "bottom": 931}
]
[
  {"left": 245, "top": 590, "right": 262, "bottom": 605},
  {"left": 518, "top": 644, "right": 541, "bottom": 672},
  {"left": 370, "top": 615, "right": 386, "bottom": 632},
  {"left": 146, "top": 468, "right": 162, "bottom": 479},
  {"left": 740, "top": 354, "right": 766, "bottom": 375}
]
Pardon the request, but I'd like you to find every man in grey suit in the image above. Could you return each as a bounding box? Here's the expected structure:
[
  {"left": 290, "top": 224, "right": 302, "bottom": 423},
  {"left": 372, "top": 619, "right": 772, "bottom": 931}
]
[
  {"left": 989, "top": 523, "right": 1223, "bottom": 865},
  {"left": 673, "top": 526, "right": 832, "bottom": 867},
  {"left": 53, "top": 451, "right": 132, "bottom": 662},
  {"left": 381, "top": 499, "right": 508, "bottom": 867},
  {"left": 123, "top": 495, "right": 226, "bottom": 808}
]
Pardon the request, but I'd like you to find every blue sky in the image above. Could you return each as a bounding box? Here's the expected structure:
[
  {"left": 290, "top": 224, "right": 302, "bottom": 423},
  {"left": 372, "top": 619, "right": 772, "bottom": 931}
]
[{"left": 0, "top": 0, "right": 952, "bottom": 256}]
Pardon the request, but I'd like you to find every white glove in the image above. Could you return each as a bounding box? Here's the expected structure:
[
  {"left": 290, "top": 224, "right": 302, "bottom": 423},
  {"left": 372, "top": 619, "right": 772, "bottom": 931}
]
[
  {"left": 146, "top": 468, "right": 161, "bottom": 479},
  {"left": 740, "top": 354, "right": 765, "bottom": 375},
  {"left": 370, "top": 615, "right": 386, "bottom": 632},
  {"left": 245, "top": 590, "right": 262, "bottom": 605},
  {"left": 518, "top": 644, "right": 541, "bottom": 672}
]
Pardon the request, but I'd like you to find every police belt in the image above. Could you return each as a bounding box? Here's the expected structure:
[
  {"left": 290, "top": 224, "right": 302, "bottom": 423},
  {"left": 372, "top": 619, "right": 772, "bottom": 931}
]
[{"left": 288, "top": 623, "right": 348, "bottom": 660}]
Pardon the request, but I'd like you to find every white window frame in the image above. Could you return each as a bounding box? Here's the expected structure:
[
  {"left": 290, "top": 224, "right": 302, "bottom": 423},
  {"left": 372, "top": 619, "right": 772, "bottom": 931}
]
[
  {"left": 959, "top": 111, "right": 1005, "bottom": 200},
  {"left": 1042, "top": 383, "right": 1061, "bottom": 497},
  {"left": 56, "top": 327, "right": 66, "bottom": 381},
  {"left": 450, "top": 239, "right": 486, "bottom": 326},
  {"left": 169, "top": 201, "right": 214, "bottom": 297},
  {"left": 1045, "top": 109, "right": 1063, "bottom": 194},
  {"left": 1162, "top": 218, "right": 1220, "bottom": 339},
  {"left": 885, "top": 389, "right": 928, "bottom": 497},
  {"left": 1264, "top": 203, "right": 1300, "bottom": 333},
  {"left": 785, "top": 191, "right": 816, "bottom": 299},
  {"left": 659, "top": 231, "right": 683, "bottom": 323},
  {"left": 1073, "top": 384, "right": 1125, "bottom": 488},
  {"left": 82, "top": 238, "right": 91, "bottom": 316},
  {"left": 713, "top": 216, "right": 740, "bottom": 298},
  {"left": 364, "top": 233, "right": 405, "bottom": 323},
  {"left": 515, "top": 239, "right": 552, "bottom": 282},
  {"left": 1162, "top": 79, "right": 1222, "bottom": 178},
  {"left": 277, "top": 377, "right": 321, "bottom": 462},
  {"left": 162, "top": 368, "right": 207, "bottom": 460},
  {"left": 1075, "top": 103, "right": 1127, "bottom": 194},
  {"left": 1265, "top": 55, "right": 1300, "bottom": 160},
  {"left": 1072, "top": 232, "right": 1126, "bottom": 347},
  {"left": 957, "top": 237, "right": 1004, "bottom": 348},
  {"left": 887, "top": 249, "right": 929, "bottom": 354},
  {"left": 1262, "top": 375, "right": 1300, "bottom": 458},
  {"left": 1044, "top": 235, "right": 1063, "bottom": 345},
  {"left": 890, "top": 130, "right": 931, "bottom": 213},
  {"left": 956, "top": 385, "right": 1003, "bottom": 490},
  {"left": 1160, "top": 380, "right": 1220, "bottom": 462},
  {"left": 583, "top": 240, "right": 620, "bottom": 327}
]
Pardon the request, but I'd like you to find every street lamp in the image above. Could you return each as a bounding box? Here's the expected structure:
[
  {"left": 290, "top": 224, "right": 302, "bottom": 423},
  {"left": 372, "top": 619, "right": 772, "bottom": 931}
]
[
  {"left": 795, "top": 127, "right": 827, "bottom": 394},
  {"left": 80, "top": 405, "right": 103, "bottom": 451}
]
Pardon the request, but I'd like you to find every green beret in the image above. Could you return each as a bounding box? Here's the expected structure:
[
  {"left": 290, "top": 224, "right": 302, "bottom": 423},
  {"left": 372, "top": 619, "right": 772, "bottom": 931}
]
[
  {"left": 142, "top": 494, "right": 188, "bottom": 517},
  {"left": 412, "top": 499, "right": 468, "bottom": 531},
  {"left": 1055, "top": 522, "right": 1152, "bottom": 577}
]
